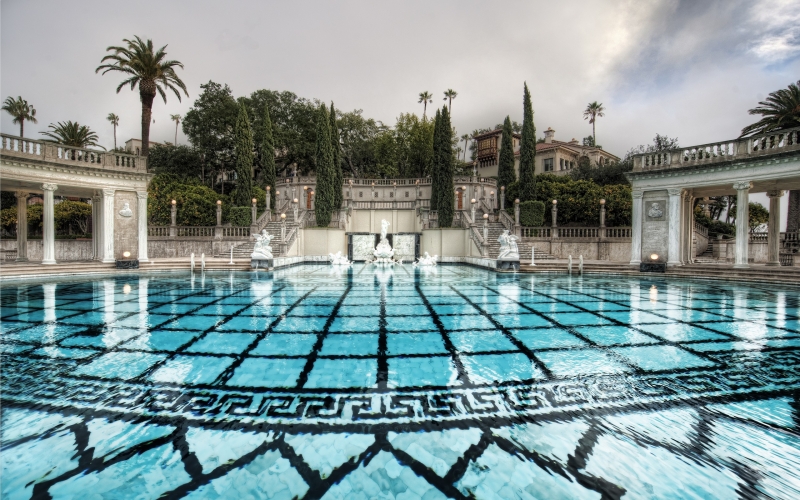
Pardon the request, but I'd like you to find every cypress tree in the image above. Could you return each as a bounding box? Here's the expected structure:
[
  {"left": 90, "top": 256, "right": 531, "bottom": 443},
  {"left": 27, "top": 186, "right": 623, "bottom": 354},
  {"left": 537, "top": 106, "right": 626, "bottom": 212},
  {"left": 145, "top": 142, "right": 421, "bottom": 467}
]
[
  {"left": 314, "top": 104, "right": 335, "bottom": 227},
  {"left": 519, "top": 82, "right": 537, "bottom": 202},
  {"left": 329, "top": 102, "right": 343, "bottom": 211},
  {"left": 256, "top": 103, "right": 276, "bottom": 209},
  {"left": 438, "top": 105, "right": 455, "bottom": 228},
  {"left": 498, "top": 116, "right": 516, "bottom": 189},
  {"left": 232, "top": 102, "right": 254, "bottom": 207},
  {"left": 429, "top": 108, "right": 442, "bottom": 211}
]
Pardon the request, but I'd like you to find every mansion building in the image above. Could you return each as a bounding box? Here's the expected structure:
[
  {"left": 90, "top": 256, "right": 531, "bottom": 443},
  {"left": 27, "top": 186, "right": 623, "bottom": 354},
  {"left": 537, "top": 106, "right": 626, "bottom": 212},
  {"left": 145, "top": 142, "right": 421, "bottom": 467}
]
[{"left": 473, "top": 127, "right": 619, "bottom": 179}]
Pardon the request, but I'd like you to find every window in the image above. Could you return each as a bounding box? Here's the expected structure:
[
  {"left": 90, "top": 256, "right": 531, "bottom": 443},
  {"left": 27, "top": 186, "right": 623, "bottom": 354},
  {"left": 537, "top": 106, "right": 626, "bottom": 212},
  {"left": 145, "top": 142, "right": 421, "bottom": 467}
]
[
  {"left": 544, "top": 158, "right": 553, "bottom": 172},
  {"left": 559, "top": 158, "right": 564, "bottom": 170},
  {"left": 405, "top": 191, "right": 409, "bottom": 198},
  {"left": 374, "top": 192, "right": 378, "bottom": 198},
  {"left": 390, "top": 192, "right": 394, "bottom": 198},
  {"left": 359, "top": 191, "right": 363, "bottom": 198}
]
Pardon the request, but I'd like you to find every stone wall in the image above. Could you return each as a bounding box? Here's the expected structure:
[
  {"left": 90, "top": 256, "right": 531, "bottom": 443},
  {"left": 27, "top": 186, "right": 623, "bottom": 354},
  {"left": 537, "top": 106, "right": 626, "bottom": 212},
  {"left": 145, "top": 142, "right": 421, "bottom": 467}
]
[
  {"left": 420, "top": 228, "right": 480, "bottom": 258},
  {"left": 114, "top": 191, "right": 139, "bottom": 259},
  {"left": 529, "top": 240, "right": 631, "bottom": 261},
  {"left": 349, "top": 210, "right": 420, "bottom": 234},
  {"left": 1, "top": 239, "right": 93, "bottom": 261},
  {"left": 641, "top": 190, "right": 669, "bottom": 262},
  {"left": 298, "top": 228, "right": 346, "bottom": 257}
]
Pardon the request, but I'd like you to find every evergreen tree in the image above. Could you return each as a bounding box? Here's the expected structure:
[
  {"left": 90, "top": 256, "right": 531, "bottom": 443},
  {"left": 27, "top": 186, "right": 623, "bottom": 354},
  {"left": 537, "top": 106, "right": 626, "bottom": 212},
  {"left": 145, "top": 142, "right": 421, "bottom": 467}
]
[
  {"left": 329, "top": 102, "right": 343, "bottom": 211},
  {"left": 256, "top": 103, "right": 276, "bottom": 209},
  {"left": 438, "top": 105, "right": 455, "bottom": 227},
  {"left": 519, "top": 82, "right": 537, "bottom": 202},
  {"left": 232, "top": 102, "right": 254, "bottom": 206},
  {"left": 314, "top": 104, "right": 335, "bottom": 227},
  {"left": 429, "top": 109, "right": 442, "bottom": 211},
  {"left": 498, "top": 116, "right": 516, "bottom": 189}
]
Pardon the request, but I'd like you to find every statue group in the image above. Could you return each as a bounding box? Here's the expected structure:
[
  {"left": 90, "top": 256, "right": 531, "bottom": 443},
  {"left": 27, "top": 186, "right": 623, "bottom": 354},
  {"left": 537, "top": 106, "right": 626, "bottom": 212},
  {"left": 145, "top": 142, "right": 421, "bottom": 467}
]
[
  {"left": 251, "top": 230, "right": 274, "bottom": 260},
  {"left": 497, "top": 230, "right": 520, "bottom": 261},
  {"left": 373, "top": 219, "right": 397, "bottom": 264}
]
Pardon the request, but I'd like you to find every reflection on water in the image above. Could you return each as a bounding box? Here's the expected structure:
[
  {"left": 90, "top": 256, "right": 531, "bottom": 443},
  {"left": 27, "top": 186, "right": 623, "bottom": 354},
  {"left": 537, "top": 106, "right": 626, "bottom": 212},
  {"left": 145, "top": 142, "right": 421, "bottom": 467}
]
[{"left": 1, "top": 265, "right": 799, "bottom": 498}]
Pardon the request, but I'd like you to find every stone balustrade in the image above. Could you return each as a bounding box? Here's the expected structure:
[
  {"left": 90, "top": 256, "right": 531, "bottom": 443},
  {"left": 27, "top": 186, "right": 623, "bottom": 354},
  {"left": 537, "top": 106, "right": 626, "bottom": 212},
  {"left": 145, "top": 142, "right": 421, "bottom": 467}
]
[
  {"left": 1, "top": 133, "right": 146, "bottom": 172},
  {"left": 632, "top": 126, "right": 800, "bottom": 172}
]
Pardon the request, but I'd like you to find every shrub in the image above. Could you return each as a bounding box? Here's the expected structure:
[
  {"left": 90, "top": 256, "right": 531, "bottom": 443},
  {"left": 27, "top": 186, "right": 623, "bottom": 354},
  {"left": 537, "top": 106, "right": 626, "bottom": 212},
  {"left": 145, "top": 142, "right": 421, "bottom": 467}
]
[
  {"left": 55, "top": 200, "right": 91, "bottom": 234},
  {"left": 148, "top": 174, "right": 227, "bottom": 226},
  {"left": 227, "top": 206, "right": 252, "bottom": 227},
  {"left": 519, "top": 200, "right": 545, "bottom": 226},
  {"left": 708, "top": 220, "right": 735, "bottom": 236}
]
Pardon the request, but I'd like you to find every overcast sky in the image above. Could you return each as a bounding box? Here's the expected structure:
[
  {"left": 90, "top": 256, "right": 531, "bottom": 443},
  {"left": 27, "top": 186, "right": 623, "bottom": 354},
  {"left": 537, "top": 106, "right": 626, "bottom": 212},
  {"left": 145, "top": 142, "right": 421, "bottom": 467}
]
[{"left": 2, "top": 0, "right": 799, "bottom": 220}]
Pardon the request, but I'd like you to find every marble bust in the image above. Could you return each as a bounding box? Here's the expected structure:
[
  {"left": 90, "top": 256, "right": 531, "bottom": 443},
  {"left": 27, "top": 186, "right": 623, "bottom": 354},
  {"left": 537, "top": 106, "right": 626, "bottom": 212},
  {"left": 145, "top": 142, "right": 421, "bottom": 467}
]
[
  {"left": 648, "top": 202, "right": 664, "bottom": 219},
  {"left": 118, "top": 202, "right": 133, "bottom": 218}
]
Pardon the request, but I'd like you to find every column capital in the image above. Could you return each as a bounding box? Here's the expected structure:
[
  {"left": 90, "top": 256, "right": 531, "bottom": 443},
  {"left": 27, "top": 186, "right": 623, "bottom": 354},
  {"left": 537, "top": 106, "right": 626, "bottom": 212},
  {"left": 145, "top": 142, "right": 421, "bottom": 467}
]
[
  {"left": 766, "top": 189, "right": 785, "bottom": 198},
  {"left": 667, "top": 188, "right": 683, "bottom": 196},
  {"left": 631, "top": 190, "right": 644, "bottom": 199},
  {"left": 41, "top": 183, "right": 58, "bottom": 192},
  {"left": 101, "top": 188, "right": 116, "bottom": 197},
  {"left": 136, "top": 191, "right": 148, "bottom": 200},
  {"left": 733, "top": 181, "right": 752, "bottom": 191},
  {"left": 14, "top": 191, "right": 30, "bottom": 200}
]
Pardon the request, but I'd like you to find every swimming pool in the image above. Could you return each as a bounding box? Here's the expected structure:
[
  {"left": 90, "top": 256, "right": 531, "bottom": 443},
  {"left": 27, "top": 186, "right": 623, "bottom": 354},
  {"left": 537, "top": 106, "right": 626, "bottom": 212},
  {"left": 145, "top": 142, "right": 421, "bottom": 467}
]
[{"left": 2, "top": 264, "right": 799, "bottom": 499}]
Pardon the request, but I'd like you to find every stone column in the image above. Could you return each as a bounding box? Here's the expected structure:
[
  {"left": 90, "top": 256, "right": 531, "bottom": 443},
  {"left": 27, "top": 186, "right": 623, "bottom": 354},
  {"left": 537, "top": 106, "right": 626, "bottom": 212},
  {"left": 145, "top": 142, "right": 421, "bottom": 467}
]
[
  {"left": 682, "top": 192, "right": 693, "bottom": 264},
  {"left": 41, "top": 183, "right": 58, "bottom": 265},
  {"left": 766, "top": 190, "right": 784, "bottom": 266},
  {"left": 630, "top": 190, "right": 643, "bottom": 264},
  {"left": 500, "top": 187, "right": 505, "bottom": 211},
  {"left": 667, "top": 188, "right": 682, "bottom": 266},
  {"left": 551, "top": 200, "right": 558, "bottom": 228},
  {"left": 137, "top": 191, "right": 149, "bottom": 262},
  {"left": 92, "top": 193, "right": 102, "bottom": 261},
  {"left": 733, "top": 181, "right": 751, "bottom": 269},
  {"left": 15, "top": 191, "right": 29, "bottom": 262},
  {"left": 101, "top": 188, "right": 116, "bottom": 263}
]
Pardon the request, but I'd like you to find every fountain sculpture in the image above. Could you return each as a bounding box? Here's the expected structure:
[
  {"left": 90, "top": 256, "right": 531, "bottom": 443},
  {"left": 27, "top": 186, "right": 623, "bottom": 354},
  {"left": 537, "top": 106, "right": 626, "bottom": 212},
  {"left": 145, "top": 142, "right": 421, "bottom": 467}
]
[
  {"left": 329, "top": 251, "right": 351, "bottom": 266},
  {"left": 497, "top": 229, "right": 520, "bottom": 270},
  {"left": 372, "top": 219, "right": 397, "bottom": 264},
  {"left": 414, "top": 252, "right": 438, "bottom": 267},
  {"left": 251, "top": 229, "right": 275, "bottom": 269}
]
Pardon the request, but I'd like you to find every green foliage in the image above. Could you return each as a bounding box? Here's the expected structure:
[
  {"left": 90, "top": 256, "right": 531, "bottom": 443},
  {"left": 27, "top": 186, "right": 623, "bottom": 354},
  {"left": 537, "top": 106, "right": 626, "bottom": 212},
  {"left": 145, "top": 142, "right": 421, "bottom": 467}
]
[
  {"left": 740, "top": 79, "right": 800, "bottom": 136},
  {"left": 1, "top": 192, "right": 16, "bottom": 210},
  {"left": 749, "top": 202, "right": 769, "bottom": 230},
  {"left": 2, "top": 96, "right": 37, "bottom": 137},
  {"left": 330, "top": 103, "right": 343, "bottom": 210},
  {"left": 314, "top": 104, "right": 336, "bottom": 227},
  {"left": 231, "top": 102, "right": 255, "bottom": 206},
  {"left": 147, "top": 174, "right": 226, "bottom": 226},
  {"left": 256, "top": 102, "right": 277, "bottom": 209},
  {"left": 183, "top": 81, "right": 239, "bottom": 186},
  {"left": 708, "top": 219, "right": 736, "bottom": 236},
  {"left": 519, "top": 83, "right": 537, "bottom": 202},
  {"left": 436, "top": 106, "right": 455, "bottom": 227},
  {"left": 0, "top": 204, "right": 43, "bottom": 232},
  {"left": 0, "top": 207, "right": 17, "bottom": 232},
  {"left": 430, "top": 109, "right": 442, "bottom": 211},
  {"left": 498, "top": 116, "right": 516, "bottom": 188},
  {"left": 54, "top": 201, "right": 92, "bottom": 234},
  {"left": 527, "top": 174, "right": 631, "bottom": 227},
  {"left": 40, "top": 121, "right": 103, "bottom": 149},
  {"left": 147, "top": 144, "right": 203, "bottom": 179},
  {"left": 227, "top": 207, "right": 252, "bottom": 227},
  {"left": 520, "top": 201, "right": 545, "bottom": 227},
  {"left": 395, "top": 113, "right": 434, "bottom": 178}
]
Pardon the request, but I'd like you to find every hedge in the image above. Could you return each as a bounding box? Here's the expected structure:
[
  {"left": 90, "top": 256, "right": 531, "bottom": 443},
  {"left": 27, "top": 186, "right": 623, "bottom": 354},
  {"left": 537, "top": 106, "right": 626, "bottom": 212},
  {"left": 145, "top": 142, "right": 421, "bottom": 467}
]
[
  {"left": 519, "top": 201, "right": 545, "bottom": 227},
  {"left": 148, "top": 174, "right": 228, "bottom": 226}
]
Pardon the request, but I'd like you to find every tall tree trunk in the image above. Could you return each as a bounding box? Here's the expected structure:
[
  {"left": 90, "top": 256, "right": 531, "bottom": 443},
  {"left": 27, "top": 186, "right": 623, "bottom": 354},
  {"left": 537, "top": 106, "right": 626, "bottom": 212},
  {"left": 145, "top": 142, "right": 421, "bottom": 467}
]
[
  {"left": 592, "top": 119, "right": 596, "bottom": 145},
  {"left": 113, "top": 124, "right": 117, "bottom": 150},
  {"left": 423, "top": 101, "right": 427, "bottom": 119},
  {"left": 19, "top": 119, "right": 24, "bottom": 138},
  {"left": 174, "top": 123, "right": 178, "bottom": 145},
  {"left": 788, "top": 190, "right": 800, "bottom": 233},
  {"left": 139, "top": 84, "right": 156, "bottom": 157}
]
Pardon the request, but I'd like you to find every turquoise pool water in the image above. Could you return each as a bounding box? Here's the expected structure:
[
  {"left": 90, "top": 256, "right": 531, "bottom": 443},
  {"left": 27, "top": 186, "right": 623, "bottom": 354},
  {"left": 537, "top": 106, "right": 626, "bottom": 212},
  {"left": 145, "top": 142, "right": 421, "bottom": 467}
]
[{"left": 1, "top": 264, "right": 799, "bottom": 499}]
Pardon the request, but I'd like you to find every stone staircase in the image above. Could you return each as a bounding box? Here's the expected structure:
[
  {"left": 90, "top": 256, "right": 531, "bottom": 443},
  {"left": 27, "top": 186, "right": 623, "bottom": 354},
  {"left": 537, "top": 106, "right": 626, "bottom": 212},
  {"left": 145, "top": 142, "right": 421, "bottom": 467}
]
[
  {"left": 222, "top": 210, "right": 299, "bottom": 259},
  {"left": 693, "top": 239, "right": 719, "bottom": 264}
]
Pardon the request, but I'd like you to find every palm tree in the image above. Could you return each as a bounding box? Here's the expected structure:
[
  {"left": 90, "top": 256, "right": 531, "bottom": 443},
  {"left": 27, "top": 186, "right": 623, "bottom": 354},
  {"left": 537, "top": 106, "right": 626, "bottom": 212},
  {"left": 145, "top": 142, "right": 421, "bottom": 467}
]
[
  {"left": 443, "top": 89, "right": 458, "bottom": 112},
  {"left": 741, "top": 80, "right": 800, "bottom": 232},
  {"left": 2, "top": 96, "right": 37, "bottom": 138},
  {"left": 96, "top": 36, "right": 188, "bottom": 157},
  {"left": 461, "top": 134, "right": 469, "bottom": 161},
  {"left": 418, "top": 91, "right": 433, "bottom": 119},
  {"left": 106, "top": 113, "right": 119, "bottom": 150},
  {"left": 740, "top": 80, "right": 800, "bottom": 137},
  {"left": 583, "top": 101, "right": 605, "bottom": 145},
  {"left": 170, "top": 113, "right": 181, "bottom": 145},
  {"left": 40, "top": 121, "right": 103, "bottom": 149}
]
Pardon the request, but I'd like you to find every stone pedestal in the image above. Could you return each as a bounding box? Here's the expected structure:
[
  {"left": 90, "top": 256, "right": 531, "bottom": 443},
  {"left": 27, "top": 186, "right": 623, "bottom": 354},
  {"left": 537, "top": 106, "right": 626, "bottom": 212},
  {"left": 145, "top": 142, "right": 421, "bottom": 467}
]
[
  {"left": 251, "top": 259, "right": 273, "bottom": 269},
  {"left": 497, "top": 257, "right": 520, "bottom": 271}
]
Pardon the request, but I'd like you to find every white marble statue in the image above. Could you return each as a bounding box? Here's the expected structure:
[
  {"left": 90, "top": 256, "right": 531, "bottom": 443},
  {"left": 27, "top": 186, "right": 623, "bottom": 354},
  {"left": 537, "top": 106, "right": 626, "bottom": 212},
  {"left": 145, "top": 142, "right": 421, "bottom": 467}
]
[
  {"left": 329, "top": 251, "right": 351, "bottom": 266},
  {"left": 373, "top": 219, "right": 396, "bottom": 264},
  {"left": 118, "top": 202, "right": 133, "bottom": 217},
  {"left": 413, "top": 252, "right": 438, "bottom": 267},
  {"left": 497, "top": 230, "right": 520, "bottom": 260},
  {"left": 251, "top": 229, "right": 274, "bottom": 260}
]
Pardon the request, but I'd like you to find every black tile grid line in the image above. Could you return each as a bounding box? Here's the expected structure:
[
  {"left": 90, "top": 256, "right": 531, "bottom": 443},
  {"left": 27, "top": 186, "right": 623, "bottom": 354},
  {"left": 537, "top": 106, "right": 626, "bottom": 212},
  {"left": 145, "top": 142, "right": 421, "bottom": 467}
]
[
  {"left": 480, "top": 283, "right": 722, "bottom": 374},
  {"left": 292, "top": 285, "right": 350, "bottom": 390},
  {"left": 213, "top": 286, "right": 322, "bottom": 387},
  {"left": 44, "top": 282, "right": 280, "bottom": 379},
  {"left": 376, "top": 278, "right": 389, "bottom": 389},
  {"left": 132, "top": 285, "right": 295, "bottom": 384},
  {"left": 416, "top": 285, "right": 471, "bottom": 385}
]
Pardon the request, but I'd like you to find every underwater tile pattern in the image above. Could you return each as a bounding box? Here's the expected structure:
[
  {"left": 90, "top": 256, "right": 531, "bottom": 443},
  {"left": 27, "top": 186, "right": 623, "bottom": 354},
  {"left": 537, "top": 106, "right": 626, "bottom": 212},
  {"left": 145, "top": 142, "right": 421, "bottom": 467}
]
[{"left": 1, "top": 264, "right": 799, "bottom": 498}]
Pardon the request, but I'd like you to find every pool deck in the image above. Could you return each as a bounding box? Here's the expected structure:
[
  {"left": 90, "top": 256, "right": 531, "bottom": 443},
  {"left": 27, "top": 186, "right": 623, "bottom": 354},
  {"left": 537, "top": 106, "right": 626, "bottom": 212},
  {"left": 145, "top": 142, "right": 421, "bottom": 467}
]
[{"left": 1, "top": 258, "right": 799, "bottom": 285}]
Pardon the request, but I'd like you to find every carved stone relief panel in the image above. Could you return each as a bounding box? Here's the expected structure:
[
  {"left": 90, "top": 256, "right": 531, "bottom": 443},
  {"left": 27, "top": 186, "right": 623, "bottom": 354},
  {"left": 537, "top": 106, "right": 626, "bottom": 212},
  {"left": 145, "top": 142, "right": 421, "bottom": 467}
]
[
  {"left": 393, "top": 234, "right": 416, "bottom": 262},
  {"left": 352, "top": 234, "right": 376, "bottom": 261},
  {"left": 114, "top": 191, "right": 138, "bottom": 259}
]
